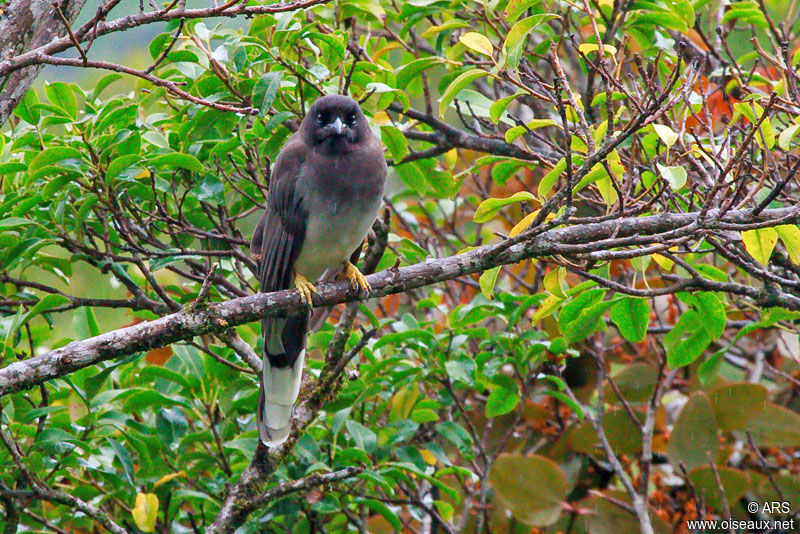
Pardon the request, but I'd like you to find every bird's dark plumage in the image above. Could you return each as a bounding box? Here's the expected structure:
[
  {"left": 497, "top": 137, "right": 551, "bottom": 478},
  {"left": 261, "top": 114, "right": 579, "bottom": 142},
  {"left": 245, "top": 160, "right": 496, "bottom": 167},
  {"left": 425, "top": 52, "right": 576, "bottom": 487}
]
[{"left": 250, "top": 95, "right": 386, "bottom": 445}]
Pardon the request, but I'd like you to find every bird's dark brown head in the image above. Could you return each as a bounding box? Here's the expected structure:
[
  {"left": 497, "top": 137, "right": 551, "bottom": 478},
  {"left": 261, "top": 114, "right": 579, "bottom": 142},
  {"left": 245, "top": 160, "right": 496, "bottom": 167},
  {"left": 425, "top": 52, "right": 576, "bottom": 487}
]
[{"left": 302, "top": 95, "right": 369, "bottom": 153}]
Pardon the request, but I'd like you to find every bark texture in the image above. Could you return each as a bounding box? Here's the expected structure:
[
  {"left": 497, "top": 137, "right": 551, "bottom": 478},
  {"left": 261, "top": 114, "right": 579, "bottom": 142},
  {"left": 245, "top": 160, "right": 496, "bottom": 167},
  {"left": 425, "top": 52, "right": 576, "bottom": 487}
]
[{"left": 0, "top": 0, "right": 87, "bottom": 125}]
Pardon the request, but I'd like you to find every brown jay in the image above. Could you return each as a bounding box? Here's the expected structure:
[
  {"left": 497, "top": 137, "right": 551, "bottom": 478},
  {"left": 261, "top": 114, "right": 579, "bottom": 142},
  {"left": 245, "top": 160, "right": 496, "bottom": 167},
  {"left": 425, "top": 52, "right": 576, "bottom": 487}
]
[{"left": 250, "top": 95, "right": 386, "bottom": 445}]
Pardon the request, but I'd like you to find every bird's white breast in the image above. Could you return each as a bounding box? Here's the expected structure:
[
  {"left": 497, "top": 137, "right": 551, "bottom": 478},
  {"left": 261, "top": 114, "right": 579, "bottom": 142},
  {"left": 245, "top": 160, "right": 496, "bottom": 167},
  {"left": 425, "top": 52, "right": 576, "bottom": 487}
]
[{"left": 293, "top": 179, "right": 382, "bottom": 281}]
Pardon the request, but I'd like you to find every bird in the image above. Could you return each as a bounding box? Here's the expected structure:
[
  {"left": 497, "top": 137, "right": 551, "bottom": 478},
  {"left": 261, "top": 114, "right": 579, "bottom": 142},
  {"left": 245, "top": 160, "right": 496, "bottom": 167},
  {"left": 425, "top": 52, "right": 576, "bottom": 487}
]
[{"left": 250, "top": 95, "right": 387, "bottom": 446}]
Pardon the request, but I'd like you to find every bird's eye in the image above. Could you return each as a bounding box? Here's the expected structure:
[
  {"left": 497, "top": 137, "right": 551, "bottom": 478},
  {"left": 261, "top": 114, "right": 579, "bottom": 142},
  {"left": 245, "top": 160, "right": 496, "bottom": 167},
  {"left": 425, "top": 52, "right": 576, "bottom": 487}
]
[
  {"left": 316, "top": 112, "right": 325, "bottom": 125},
  {"left": 346, "top": 112, "right": 357, "bottom": 126}
]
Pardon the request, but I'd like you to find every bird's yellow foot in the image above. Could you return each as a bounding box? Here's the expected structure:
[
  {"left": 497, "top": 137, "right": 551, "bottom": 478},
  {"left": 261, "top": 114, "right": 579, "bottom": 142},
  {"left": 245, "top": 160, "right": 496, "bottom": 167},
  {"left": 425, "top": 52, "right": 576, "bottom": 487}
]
[
  {"left": 294, "top": 272, "right": 317, "bottom": 307},
  {"left": 343, "top": 261, "right": 370, "bottom": 293}
]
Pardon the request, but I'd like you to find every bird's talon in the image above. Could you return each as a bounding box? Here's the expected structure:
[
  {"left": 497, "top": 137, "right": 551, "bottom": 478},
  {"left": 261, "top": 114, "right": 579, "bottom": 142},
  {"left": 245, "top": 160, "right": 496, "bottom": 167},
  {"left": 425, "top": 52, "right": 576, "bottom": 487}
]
[
  {"left": 343, "top": 262, "right": 370, "bottom": 294},
  {"left": 294, "top": 273, "right": 317, "bottom": 307}
]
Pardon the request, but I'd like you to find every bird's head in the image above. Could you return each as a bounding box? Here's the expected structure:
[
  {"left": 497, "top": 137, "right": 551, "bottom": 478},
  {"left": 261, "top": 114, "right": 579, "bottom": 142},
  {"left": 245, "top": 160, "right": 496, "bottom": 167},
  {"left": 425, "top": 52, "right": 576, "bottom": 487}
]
[{"left": 303, "top": 95, "right": 368, "bottom": 153}]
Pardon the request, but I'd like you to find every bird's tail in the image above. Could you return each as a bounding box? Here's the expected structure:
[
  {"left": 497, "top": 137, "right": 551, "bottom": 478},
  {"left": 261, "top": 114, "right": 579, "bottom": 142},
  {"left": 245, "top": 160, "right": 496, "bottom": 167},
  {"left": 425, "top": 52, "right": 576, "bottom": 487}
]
[{"left": 258, "top": 313, "right": 308, "bottom": 446}]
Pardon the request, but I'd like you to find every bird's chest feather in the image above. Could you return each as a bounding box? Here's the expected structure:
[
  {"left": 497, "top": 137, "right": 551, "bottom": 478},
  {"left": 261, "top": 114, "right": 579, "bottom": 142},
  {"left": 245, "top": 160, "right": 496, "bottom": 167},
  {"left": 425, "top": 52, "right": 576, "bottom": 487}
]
[{"left": 294, "top": 155, "right": 383, "bottom": 279}]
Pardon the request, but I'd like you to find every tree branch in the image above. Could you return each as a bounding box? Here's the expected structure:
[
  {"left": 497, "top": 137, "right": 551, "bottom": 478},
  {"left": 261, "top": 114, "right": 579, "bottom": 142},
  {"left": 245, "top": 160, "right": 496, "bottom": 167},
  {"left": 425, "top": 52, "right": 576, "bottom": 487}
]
[{"left": 1, "top": 206, "right": 798, "bottom": 397}]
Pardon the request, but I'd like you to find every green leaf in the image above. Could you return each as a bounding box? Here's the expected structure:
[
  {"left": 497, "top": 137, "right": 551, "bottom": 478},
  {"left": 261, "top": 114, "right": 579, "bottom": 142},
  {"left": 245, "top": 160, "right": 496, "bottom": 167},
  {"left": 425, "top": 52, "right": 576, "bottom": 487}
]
[
  {"left": 92, "top": 73, "right": 123, "bottom": 100},
  {"left": 665, "top": 314, "right": 710, "bottom": 367},
  {"left": 106, "top": 154, "right": 142, "bottom": 181},
  {"left": 631, "top": 11, "right": 688, "bottom": 31},
  {"left": 411, "top": 407, "right": 440, "bottom": 423},
  {"left": 346, "top": 419, "right": 378, "bottom": 453},
  {"left": 489, "top": 453, "right": 567, "bottom": 526},
  {"left": 0, "top": 238, "right": 46, "bottom": 272},
  {"left": 709, "top": 383, "right": 768, "bottom": 431},
  {"left": 307, "top": 31, "right": 345, "bottom": 59},
  {"left": 665, "top": 292, "right": 726, "bottom": 367},
  {"left": 394, "top": 161, "right": 428, "bottom": 195},
  {"left": 562, "top": 295, "right": 612, "bottom": 343},
  {"left": 381, "top": 125, "right": 408, "bottom": 162},
  {"left": 22, "top": 294, "right": 71, "bottom": 324},
  {"left": 13, "top": 89, "right": 40, "bottom": 125},
  {"left": 505, "top": 0, "right": 542, "bottom": 20},
  {"left": 28, "top": 147, "right": 84, "bottom": 176},
  {"left": 489, "top": 92, "right": 523, "bottom": 124},
  {"left": 504, "top": 119, "right": 558, "bottom": 143},
  {"left": 570, "top": 410, "right": 643, "bottom": 455},
  {"left": 486, "top": 386, "right": 519, "bottom": 417},
  {"left": 687, "top": 467, "right": 749, "bottom": 513},
  {"left": 603, "top": 363, "right": 658, "bottom": 404},
  {"left": 502, "top": 15, "right": 558, "bottom": 69},
  {"left": 720, "top": 4, "right": 768, "bottom": 27},
  {"left": 585, "top": 491, "right": 671, "bottom": 534},
  {"left": 84, "top": 307, "right": 101, "bottom": 337},
  {"left": 741, "top": 403, "right": 800, "bottom": 447},
  {"left": 396, "top": 57, "right": 445, "bottom": 89},
  {"left": 667, "top": 392, "right": 719, "bottom": 471},
  {"left": 444, "top": 359, "right": 474, "bottom": 385},
  {"left": 609, "top": 297, "right": 650, "bottom": 343},
  {"left": 436, "top": 421, "right": 475, "bottom": 460},
  {"left": 195, "top": 175, "right": 225, "bottom": 204},
  {"left": 778, "top": 123, "right": 800, "bottom": 150},
  {"left": 107, "top": 438, "right": 136, "bottom": 487},
  {"left": 360, "top": 498, "right": 402, "bottom": 530},
  {"left": 473, "top": 191, "right": 535, "bottom": 223},
  {"left": 44, "top": 82, "right": 78, "bottom": 119},
  {"left": 439, "top": 68, "right": 490, "bottom": 118},
  {"left": 0, "top": 217, "right": 34, "bottom": 229},
  {"left": 253, "top": 71, "right": 283, "bottom": 116},
  {"left": 149, "top": 153, "right": 204, "bottom": 173},
  {"left": 538, "top": 158, "right": 566, "bottom": 198}
]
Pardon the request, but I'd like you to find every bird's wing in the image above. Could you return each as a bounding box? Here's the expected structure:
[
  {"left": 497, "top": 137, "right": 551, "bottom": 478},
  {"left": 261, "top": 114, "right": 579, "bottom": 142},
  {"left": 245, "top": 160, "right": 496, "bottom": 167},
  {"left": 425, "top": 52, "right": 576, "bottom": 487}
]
[
  {"left": 250, "top": 135, "right": 308, "bottom": 293},
  {"left": 250, "top": 135, "right": 310, "bottom": 446}
]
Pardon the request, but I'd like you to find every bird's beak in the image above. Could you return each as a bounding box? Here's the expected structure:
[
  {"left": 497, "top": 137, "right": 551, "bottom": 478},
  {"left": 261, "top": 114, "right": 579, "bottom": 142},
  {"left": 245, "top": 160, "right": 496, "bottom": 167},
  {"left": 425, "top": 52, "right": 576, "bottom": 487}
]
[{"left": 331, "top": 117, "right": 345, "bottom": 135}]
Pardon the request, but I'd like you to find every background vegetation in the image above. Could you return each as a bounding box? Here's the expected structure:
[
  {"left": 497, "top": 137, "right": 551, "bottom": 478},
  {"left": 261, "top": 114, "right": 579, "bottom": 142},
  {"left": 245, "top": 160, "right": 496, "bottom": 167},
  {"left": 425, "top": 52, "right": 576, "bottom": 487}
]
[{"left": 1, "top": 0, "right": 800, "bottom": 532}]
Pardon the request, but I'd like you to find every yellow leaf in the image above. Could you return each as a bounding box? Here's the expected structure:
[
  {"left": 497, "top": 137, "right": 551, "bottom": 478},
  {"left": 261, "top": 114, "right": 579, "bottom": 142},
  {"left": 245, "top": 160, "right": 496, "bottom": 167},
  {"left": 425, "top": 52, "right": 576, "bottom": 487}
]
[
  {"left": 578, "top": 43, "right": 618, "bottom": 56},
  {"left": 690, "top": 143, "right": 716, "bottom": 167},
  {"left": 390, "top": 387, "right": 418, "bottom": 421},
  {"left": 132, "top": 493, "right": 159, "bottom": 533},
  {"left": 459, "top": 32, "right": 494, "bottom": 57},
  {"left": 653, "top": 254, "right": 674, "bottom": 271},
  {"left": 422, "top": 21, "right": 468, "bottom": 38},
  {"left": 596, "top": 175, "right": 618, "bottom": 206},
  {"left": 479, "top": 266, "right": 501, "bottom": 299},
  {"left": 653, "top": 124, "right": 679, "bottom": 147},
  {"left": 135, "top": 169, "right": 151, "bottom": 179},
  {"left": 372, "top": 111, "right": 391, "bottom": 125},
  {"left": 444, "top": 148, "right": 458, "bottom": 169},
  {"left": 154, "top": 471, "right": 186, "bottom": 489},
  {"left": 775, "top": 225, "right": 800, "bottom": 263},
  {"left": 510, "top": 210, "right": 539, "bottom": 237},
  {"left": 434, "top": 499, "right": 454, "bottom": 521},
  {"left": 742, "top": 227, "right": 778, "bottom": 265},
  {"left": 543, "top": 267, "right": 567, "bottom": 298},
  {"left": 532, "top": 294, "right": 564, "bottom": 322},
  {"left": 420, "top": 449, "right": 437, "bottom": 465},
  {"left": 372, "top": 42, "right": 402, "bottom": 62},
  {"left": 598, "top": 0, "right": 614, "bottom": 6}
]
